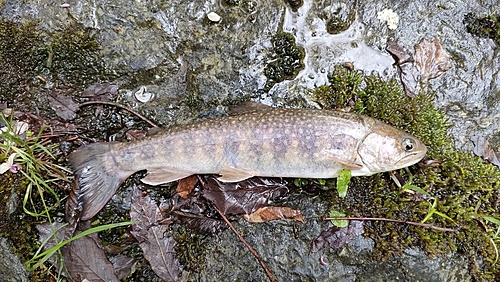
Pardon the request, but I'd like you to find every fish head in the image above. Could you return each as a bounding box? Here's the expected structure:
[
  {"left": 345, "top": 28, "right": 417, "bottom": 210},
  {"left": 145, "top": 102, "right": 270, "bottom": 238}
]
[{"left": 356, "top": 124, "right": 427, "bottom": 174}]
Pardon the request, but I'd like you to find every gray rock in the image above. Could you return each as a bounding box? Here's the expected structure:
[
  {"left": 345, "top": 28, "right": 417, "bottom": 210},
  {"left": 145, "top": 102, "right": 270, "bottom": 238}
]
[{"left": 0, "top": 238, "right": 29, "bottom": 282}]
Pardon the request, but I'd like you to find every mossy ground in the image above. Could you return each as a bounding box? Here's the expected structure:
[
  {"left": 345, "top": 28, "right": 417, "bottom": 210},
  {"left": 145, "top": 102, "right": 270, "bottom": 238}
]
[
  {"left": 313, "top": 66, "right": 500, "bottom": 280},
  {"left": 0, "top": 18, "right": 114, "bottom": 281},
  {"left": 464, "top": 13, "right": 500, "bottom": 46},
  {"left": 0, "top": 18, "right": 112, "bottom": 115},
  {"left": 263, "top": 32, "right": 305, "bottom": 91}
]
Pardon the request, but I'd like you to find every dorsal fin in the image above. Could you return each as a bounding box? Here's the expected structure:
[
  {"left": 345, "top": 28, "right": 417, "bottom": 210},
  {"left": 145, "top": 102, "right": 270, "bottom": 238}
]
[{"left": 227, "top": 101, "right": 273, "bottom": 116}]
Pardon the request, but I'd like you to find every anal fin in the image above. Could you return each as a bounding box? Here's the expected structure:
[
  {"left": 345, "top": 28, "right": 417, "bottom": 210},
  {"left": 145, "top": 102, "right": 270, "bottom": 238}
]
[
  {"left": 218, "top": 167, "right": 254, "bottom": 182},
  {"left": 141, "top": 168, "right": 193, "bottom": 185}
]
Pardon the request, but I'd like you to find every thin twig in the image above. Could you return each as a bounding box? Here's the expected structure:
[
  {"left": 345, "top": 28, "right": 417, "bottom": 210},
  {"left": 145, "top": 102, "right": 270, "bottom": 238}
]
[
  {"left": 322, "top": 217, "right": 458, "bottom": 233},
  {"left": 80, "top": 100, "right": 158, "bottom": 128},
  {"left": 212, "top": 204, "right": 277, "bottom": 282}
]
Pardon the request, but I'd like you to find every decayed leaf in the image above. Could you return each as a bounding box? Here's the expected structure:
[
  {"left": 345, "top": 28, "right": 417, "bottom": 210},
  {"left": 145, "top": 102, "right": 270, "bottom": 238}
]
[
  {"left": 125, "top": 129, "right": 147, "bottom": 141},
  {"left": 37, "top": 221, "right": 119, "bottom": 281},
  {"left": 414, "top": 37, "right": 452, "bottom": 85},
  {"left": 47, "top": 93, "right": 80, "bottom": 120},
  {"left": 176, "top": 175, "right": 198, "bottom": 199},
  {"left": 471, "top": 136, "right": 500, "bottom": 168},
  {"left": 386, "top": 37, "right": 451, "bottom": 97},
  {"left": 81, "top": 82, "right": 118, "bottom": 101},
  {"left": 109, "top": 254, "right": 139, "bottom": 280},
  {"left": 386, "top": 38, "right": 420, "bottom": 97},
  {"left": 130, "top": 187, "right": 181, "bottom": 281},
  {"left": 310, "top": 220, "right": 364, "bottom": 253},
  {"left": 173, "top": 211, "right": 227, "bottom": 234},
  {"left": 201, "top": 176, "right": 289, "bottom": 215},
  {"left": 243, "top": 206, "right": 304, "bottom": 223},
  {"left": 62, "top": 230, "right": 119, "bottom": 282}
]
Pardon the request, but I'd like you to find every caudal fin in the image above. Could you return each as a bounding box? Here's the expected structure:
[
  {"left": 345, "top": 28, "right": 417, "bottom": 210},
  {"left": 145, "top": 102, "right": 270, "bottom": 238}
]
[{"left": 69, "top": 143, "right": 132, "bottom": 220}]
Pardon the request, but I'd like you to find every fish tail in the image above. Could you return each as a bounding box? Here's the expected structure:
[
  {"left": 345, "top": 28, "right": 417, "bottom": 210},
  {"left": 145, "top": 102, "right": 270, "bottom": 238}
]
[{"left": 69, "top": 143, "right": 132, "bottom": 220}]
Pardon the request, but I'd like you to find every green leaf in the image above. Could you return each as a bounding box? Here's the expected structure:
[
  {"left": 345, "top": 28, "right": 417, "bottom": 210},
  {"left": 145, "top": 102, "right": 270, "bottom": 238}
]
[
  {"left": 484, "top": 216, "right": 500, "bottom": 227},
  {"left": 402, "top": 184, "right": 431, "bottom": 197},
  {"left": 336, "top": 169, "right": 351, "bottom": 198},
  {"left": 328, "top": 210, "right": 349, "bottom": 227}
]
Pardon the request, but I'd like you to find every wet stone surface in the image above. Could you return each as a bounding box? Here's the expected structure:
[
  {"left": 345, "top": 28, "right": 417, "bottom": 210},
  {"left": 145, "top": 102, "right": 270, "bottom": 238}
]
[{"left": 1, "top": 0, "right": 499, "bottom": 281}]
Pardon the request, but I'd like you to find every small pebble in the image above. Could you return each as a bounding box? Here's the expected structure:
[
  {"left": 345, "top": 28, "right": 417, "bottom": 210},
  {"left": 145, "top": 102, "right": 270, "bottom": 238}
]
[
  {"left": 134, "top": 86, "right": 154, "bottom": 103},
  {"left": 207, "top": 12, "right": 221, "bottom": 23}
]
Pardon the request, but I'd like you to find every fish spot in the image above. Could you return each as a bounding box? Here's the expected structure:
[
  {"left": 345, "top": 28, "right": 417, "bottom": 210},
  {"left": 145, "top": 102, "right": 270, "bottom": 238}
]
[{"left": 291, "top": 140, "right": 299, "bottom": 147}]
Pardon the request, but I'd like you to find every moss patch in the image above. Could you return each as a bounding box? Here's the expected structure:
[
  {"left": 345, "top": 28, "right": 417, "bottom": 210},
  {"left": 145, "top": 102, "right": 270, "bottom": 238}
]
[
  {"left": 264, "top": 32, "right": 304, "bottom": 91},
  {"left": 314, "top": 66, "right": 500, "bottom": 280},
  {"left": 0, "top": 19, "right": 113, "bottom": 114},
  {"left": 463, "top": 13, "right": 500, "bottom": 46}
]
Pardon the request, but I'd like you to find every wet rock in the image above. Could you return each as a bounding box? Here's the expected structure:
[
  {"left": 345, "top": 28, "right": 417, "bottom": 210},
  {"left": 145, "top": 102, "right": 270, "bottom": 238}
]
[{"left": 0, "top": 238, "right": 29, "bottom": 282}]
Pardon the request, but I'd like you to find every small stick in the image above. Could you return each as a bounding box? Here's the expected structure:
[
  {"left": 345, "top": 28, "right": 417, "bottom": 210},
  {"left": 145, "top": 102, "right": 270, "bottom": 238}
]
[
  {"left": 80, "top": 101, "right": 158, "bottom": 128},
  {"left": 322, "top": 217, "right": 458, "bottom": 233},
  {"left": 212, "top": 203, "right": 277, "bottom": 282}
]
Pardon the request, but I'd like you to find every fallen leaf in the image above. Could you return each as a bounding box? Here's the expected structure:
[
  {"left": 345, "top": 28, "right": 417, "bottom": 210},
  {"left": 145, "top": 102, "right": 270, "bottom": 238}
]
[
  {"left": 62, "top": 229, "right": 119, "bottom": 282},
  {"left": 471, "top": 136, "right": 500, "bottom": 168},
  {"left": 81, "top": 82, "right": 118, "bottom": 101},
  {"left": 47, "top": 93, "right": 80, "bottom": 120},
  {"left": 125, "top": 129, "right": 147, "bottom": 141},
  {"left": 414, "top": 37, "right": 452, "bottom": 85},
  {"left": 173, "top": 211, "right": 227, "bottom": 234},
  {"left": 130, "top": 187, "right": 181, "bottom": 281},
  {"left": 201, "top": 176, "right": 289, "bottom": 215},
  {"left": 109, "top": 254, "right": 139, "bottom": 280},
  {"left": 37, "top": 221, "right": 119, "bottom": 281},
  {"left": 386, "top": 37, "right": 451, "bottom": 97},
  {"left": 386, "top": 38, "right": 420, "bottom": 97},
  {"left": 310, "top": 220, "right": 364, "bottom": 253},
  {"left": 243, "top": 206, "right": 304, "bottom": 223},
  {"left": 176, "top": 175, "right": 198, "bottom": 199},
  {"left": 164, "top": 190, "right": 208, "bottom": 215}
]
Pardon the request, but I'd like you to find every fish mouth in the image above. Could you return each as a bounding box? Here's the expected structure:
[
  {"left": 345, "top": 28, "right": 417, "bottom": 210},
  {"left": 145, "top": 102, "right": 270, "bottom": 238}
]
[{"left": 395, "top": 148, "right": 428, "bottom": 167}]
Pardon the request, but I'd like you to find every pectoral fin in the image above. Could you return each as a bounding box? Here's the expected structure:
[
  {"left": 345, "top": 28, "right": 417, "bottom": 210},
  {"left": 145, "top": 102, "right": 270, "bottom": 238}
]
[
  {"left": 329, "top": 156, "right": 363, "bottom": 170},
  {"left": 217, "top": 167, "right": 254, "bottom": 182},
  {"left": 141, "top": 168, "right": 193, "bottom": 185}
]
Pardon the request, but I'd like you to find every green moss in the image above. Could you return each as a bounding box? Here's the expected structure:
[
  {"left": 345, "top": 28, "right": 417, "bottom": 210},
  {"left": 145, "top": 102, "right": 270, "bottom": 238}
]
[
  {"left": 264, "top": 32, "right": 304, "bottom": 91},
  {"left": 463, "top": 13, "right": 500, "bottom": 46},
  {"left": 174, "top": 225, "right": 210, "bottom": 273},
  {"left": 314, "top": 66, "right": 500, "bottom": 280},
  {"left": 0, "top": 19, "right": 113, "bottom": 113},
  {"left": 223, "top": 0, "right": 242, "bottom": 5}
]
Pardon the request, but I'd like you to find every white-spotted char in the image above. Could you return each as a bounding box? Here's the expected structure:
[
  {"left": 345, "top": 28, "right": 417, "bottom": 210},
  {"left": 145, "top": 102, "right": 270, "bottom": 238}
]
[{"left": 70, "top": 108, "right": 427, "bottom": 220}]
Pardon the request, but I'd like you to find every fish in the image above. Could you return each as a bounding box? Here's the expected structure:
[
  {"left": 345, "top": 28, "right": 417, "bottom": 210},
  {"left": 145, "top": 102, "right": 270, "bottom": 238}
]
[{"left": 69, "top": 108, "right": 427, "bottom": 220}]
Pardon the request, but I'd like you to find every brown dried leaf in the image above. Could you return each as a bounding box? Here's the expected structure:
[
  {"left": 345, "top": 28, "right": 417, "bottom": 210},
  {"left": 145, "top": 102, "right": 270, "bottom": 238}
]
[
  {"left": 173, "top": 211, "right": 227, "bottom": 234},
  {"left": 125, "top": 129, "right": 147, "bottom": 141},
  {"left": 310, "top": 220, "right": 364, "bottom": 253},
  {"left": 242, "top": 206, "right": 305, "bottom": 223},
  {"left": 176, "top": 175, "right": 198, "bottom": 199},
  {"left": 386, "top": 38, "right": 420, "bottom": 97},
  {"left": 386, "top": 37, "right": 451, "bottom": 97},
  {"left": 130, "top": 187, "right": 181, "bottom": 281},
  {"left": 81, "top": 82, "right": 118, "bottom": 101},
  {"left": 201, "top": 176, "right": 289, "bottom": 215},
  {"left": 47, "top": 93, "right": 80, "bottom": 120},
  {"left": 414, "top": 37, "right": 452, "bottom": 85},
  {"left": 62, "top": 230, "right": 119, "bottom": 282},
  {"left": 471, "top": 136, "right": 500, "bottom": 168},
  {"left": 109, "top": 254, "right": 138, "bottom": 280}
]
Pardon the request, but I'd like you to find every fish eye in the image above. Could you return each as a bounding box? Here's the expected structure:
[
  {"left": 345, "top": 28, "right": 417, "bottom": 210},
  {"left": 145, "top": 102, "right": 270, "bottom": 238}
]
[{"left": 402, "top": 138, "right": 416, "bottom": 152}]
